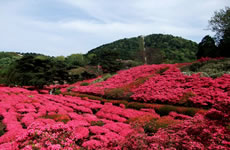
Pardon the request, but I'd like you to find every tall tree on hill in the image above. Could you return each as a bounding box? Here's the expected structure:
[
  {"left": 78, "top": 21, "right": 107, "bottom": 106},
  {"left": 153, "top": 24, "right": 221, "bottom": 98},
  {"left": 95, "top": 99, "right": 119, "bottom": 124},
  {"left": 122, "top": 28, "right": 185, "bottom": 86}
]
[
  {"left": 209, "top": 7, "right": 230, "bottom": 57},
  {"left": 196, "top": 35, "right": 218, "bottom": 59}
]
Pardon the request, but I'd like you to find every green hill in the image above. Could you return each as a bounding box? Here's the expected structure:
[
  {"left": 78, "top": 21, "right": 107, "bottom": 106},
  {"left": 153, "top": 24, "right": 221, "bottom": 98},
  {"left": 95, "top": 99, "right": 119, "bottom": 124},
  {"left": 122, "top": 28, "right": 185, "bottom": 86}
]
[{"left": 87, "top": 34, "right": 198, "bottom": 64}]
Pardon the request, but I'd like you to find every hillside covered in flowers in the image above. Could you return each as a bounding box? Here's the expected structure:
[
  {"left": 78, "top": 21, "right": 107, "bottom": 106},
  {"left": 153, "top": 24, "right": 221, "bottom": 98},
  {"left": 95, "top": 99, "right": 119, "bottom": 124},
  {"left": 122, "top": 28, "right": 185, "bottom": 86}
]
[{"left": 0, "top": 58, "right": 229, "bottom": 149}]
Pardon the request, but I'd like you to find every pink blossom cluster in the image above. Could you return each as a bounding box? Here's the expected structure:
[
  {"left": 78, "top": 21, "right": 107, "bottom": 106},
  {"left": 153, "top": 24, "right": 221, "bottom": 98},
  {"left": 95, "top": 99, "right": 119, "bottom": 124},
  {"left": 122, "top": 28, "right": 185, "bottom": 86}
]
[
  {"left": 147, "top": 112, "right": 230, "bottom": 149},
  {"left": 119, "top": 107, "right": 230, "bottom": 150},
  {"left": 197, "top": 57, "right": 225, "bottom": 62},
  {"left": 0, "top": 86, "right": 163, "bottom": 149},
  {"left": 69, "top": 64, "right": 171, "bottom": 95},
  {"left": 131, "top": 66, "right": 230, "bottom": 107}
]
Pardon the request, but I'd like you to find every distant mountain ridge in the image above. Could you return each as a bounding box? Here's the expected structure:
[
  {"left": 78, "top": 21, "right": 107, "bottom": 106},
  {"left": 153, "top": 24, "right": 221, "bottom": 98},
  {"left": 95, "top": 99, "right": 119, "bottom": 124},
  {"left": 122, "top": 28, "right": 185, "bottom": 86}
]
[{"left": 87, "top": 34, "right": 198, "bottom": 64}]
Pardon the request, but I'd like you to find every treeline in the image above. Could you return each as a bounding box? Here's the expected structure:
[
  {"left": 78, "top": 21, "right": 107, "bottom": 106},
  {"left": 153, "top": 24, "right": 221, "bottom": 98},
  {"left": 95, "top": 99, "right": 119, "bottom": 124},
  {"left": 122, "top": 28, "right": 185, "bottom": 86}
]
[
  {"left": 0, "top": 52, "right": 97, "bottom": 88},
  {"left": 0, "top": 51, "right": 134, "bottom": 88}
]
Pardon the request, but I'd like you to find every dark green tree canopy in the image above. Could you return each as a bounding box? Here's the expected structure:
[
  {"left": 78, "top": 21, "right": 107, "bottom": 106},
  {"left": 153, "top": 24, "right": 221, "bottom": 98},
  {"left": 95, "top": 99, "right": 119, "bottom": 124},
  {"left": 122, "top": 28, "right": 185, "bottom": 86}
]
[
  {"left": 196, "top": 35, "right": 218, "bottom": 58},
  {"left": 90, "top": 50, "right": 123, "bottom": 73},
  {"left": 208, "top": 7, "right": 230, "bottom": 57},
  {"left": 209, "top": 7, "right": 230, "bottom": 42},
  {"left": 6, "top": 55, "right": 69, "bottom": 88}
]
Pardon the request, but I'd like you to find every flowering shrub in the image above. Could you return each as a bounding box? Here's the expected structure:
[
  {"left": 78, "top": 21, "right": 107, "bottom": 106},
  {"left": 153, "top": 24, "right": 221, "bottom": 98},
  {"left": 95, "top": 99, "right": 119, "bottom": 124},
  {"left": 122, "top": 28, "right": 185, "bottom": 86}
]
[
  {"left": 16, "top": 122, "right": 80, "bottom": 149},
  {"left": 69, "top": 64, "right": 171, "bottom": 95},
  {"left": 0, "top": 86, "right": 165, "bottom": 149},
  {"left": 0, "top": 58, "right": 229, "bottom": 149},
  {"left": 132, "top": 66, "right": 230, "bottom": 108},
  {"left": 148, "top": 113, "right": 230, "bottom": 149},
  {"left": 62, "top": 62, "right": 230, "bottom": 109}
]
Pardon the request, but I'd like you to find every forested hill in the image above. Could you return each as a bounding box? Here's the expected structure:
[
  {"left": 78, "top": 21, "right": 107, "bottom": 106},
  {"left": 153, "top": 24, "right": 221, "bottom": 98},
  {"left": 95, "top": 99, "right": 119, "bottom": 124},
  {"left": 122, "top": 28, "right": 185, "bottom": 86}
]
[{"left": 87, "top": 34, "right": 198, "bottom": 64}]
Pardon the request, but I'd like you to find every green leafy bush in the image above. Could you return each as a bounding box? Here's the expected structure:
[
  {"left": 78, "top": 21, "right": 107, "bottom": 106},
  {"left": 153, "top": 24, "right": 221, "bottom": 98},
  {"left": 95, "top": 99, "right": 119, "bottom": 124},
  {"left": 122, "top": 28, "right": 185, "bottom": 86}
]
[
  {"left": 78, "top": 94, "right": 104, "bottom": 101},
  {"left": 80, "top": 82, "right": 90, "bottom": 86},
  {"left": 104, "top": 88, "right": 125, "bottom": 99},
  {"left": 66, "top": 86, "right": 75, "bottom": 92},
  {"left": 143, "top": 116, "right": 181, "bottom": 135},
  {"left": 91, "top": 73, "right": 114, "bottom": 84},
  {"left": 183, "top": 108, "right": 197, "bottom": 116},
  {"left": 53, "top": 88, "right": 61, "bottom": 95},
  {"left": 126, "top": 102, "right": 147, "bottom": 110},
  {"left": 156, "top": 67, "right": 169, "bottom": 75},
  {"left": 90, "top": 121, "right": 104, "bottom": 126},
  {"left": 155, "top": 105, "right": 178, "bottom": 116},
  {"left": 181, "top": 58, "right": 230, "bottom": 78}
]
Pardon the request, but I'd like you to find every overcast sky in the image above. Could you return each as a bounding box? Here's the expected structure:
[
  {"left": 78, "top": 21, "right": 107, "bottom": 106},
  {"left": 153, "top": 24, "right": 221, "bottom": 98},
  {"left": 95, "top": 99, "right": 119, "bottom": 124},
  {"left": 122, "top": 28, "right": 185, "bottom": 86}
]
[{"left": 0, "top": 0, "right": 228, "bottom": 56}]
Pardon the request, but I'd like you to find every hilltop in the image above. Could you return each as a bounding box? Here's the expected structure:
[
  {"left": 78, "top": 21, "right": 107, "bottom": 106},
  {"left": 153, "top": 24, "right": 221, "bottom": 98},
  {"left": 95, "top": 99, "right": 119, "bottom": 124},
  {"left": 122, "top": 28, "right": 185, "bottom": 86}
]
[{"left": 88, "top": 34, "right": 198, "bottom": 64}]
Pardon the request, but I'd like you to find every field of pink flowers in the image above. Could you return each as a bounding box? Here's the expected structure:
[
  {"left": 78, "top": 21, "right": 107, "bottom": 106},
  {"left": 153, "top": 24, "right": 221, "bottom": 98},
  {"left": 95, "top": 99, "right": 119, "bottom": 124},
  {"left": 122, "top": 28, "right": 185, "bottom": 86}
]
[
  {"left": 67, "top": 61, "right": 230, "bottom": 108},
  {"left": 0, "top": 59, "right": 229, "bottom": 149}
]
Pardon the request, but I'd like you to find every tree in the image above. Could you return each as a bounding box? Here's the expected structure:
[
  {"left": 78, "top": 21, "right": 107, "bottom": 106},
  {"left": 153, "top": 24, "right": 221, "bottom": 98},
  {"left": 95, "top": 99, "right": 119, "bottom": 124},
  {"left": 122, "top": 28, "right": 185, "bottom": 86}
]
[
  {"left": 196, "top": 35, "right": 218, "bottom": 58},
  {"left": 90, "top": 50, "right": 123, "bottom": 73},
  {"left": 208, "top": 7, "right": 230, "bottom": 57},
  {"left": 219, "top": 27, "right": 230, "bottom": 57},
  {"left": 6, "top": 55, "right": 69, "bottom": 88},
  {"left": 66, "top": 54, "right": 87, "bottom": 68},
  {"left": 209, "top": 7, "right": 230, "bottom": 43}
]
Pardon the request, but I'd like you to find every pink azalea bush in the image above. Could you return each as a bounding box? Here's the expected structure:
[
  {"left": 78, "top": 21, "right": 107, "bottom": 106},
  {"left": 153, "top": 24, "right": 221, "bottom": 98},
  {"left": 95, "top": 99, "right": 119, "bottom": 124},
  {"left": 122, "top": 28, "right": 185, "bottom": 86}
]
[
  {"left": 131, "top": 66, "right": 230, "bottom": 107},
  {"left": 63, "top": 63, "right": 230, "bottom": 108}
]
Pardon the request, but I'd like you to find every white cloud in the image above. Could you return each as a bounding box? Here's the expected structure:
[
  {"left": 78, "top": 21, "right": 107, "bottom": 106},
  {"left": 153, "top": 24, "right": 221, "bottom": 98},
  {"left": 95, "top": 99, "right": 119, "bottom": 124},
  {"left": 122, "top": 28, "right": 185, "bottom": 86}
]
[{"left": 0, "top": 0, "right": 229, "bottom": 56}]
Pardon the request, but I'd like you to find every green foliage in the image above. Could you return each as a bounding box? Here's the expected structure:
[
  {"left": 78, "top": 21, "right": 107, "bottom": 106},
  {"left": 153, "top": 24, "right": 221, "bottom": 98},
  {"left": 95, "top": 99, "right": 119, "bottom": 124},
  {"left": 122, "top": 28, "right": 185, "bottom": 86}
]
[
  {"left": 104, "top": 88, "right": 125, "bottom": 99},
  {"left": 181, "top": 58, "right": 230, "bottom": 78},
  {"left": 143, "top": 117, "right": 180, "bottom": 134},
  {"left": 55, "top": 56, "right": 65, "bottom": 61},
  {"left": 78, "top": 94, "right": 104, "bottom": 101},
  {"left": 69, "top": 66, "right": 102, "bottom": 82},
  {"left": 227, "top": 124, "right": 230, "bottom": 131},
  {"left": 90, "top": 50, "right": 123, "bottom": 73},
  {"left": 156, "top": 67, "right": 169, "bottom": 75},
  {"left": 179, "top": 91, "right": 196, "bottom": 106},
  {"left": 126, "top": 102, "right": 147, "bottom": 110},
  {"left": 155, "top": 105, "right": 178, "bottom": 116},
  {"left": 53, "top": 88, "right": 61, "bottom": 95},
  {"left": 88, "top": 34, "right": 198, "bottom": 65},
  {"left": 91, "top": 74, "right": 113, "bottom": 84},
  {"left": 0, "top": 52, "right": 22, "bottom": 84},
  {"left": 90, "top": 121, "right": 104, "bottom": 126},
  {"left": 196, "top": 35, "right": 219, "bottom": 58},
  {"left": 209, "top": 7, "right": 230, "bottom": 42},
  {"left": 65, "top": 54, "right": 87, "bottom": 67},
  {"left": 208, "top": 7, "right": 230, "bottom": 57},
  {"left": 183, "top": 108, "right": 197, "bottom": 116},
  {"left": 66, "top": 86, "right": 75, "bottom": 92},
  {"left": 80, "top": 82, "right": 90, "bottom": 86},
  {"left": 5, "top": 55, "right": 69, "bottom": 88}
]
